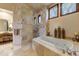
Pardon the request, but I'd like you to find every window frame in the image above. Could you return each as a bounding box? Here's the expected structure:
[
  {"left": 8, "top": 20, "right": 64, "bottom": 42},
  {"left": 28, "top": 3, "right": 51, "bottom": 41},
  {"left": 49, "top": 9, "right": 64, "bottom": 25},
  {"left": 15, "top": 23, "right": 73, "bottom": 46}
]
[
  {"left": 60, "top": 3, "right": 79, "bottom": 16},
  {"left": 48, "top": 4, "right": 59, "bottom": 19}
]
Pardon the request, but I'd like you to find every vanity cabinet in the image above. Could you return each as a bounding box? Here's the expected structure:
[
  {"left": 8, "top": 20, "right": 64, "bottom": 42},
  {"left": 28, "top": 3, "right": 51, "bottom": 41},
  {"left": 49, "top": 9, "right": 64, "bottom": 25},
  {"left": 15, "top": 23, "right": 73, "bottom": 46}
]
[
  {"left": 44, "top": 46, "right": 59, "bottom": 56},
  {"left": 34, "top": 42, "right": 60, "bottom": 56},
  {"left": 35, "top": 43, "right": 44, "bottom": 56},
  {"left": 0, "top": 32, "right": 12, "bottom": 42}
]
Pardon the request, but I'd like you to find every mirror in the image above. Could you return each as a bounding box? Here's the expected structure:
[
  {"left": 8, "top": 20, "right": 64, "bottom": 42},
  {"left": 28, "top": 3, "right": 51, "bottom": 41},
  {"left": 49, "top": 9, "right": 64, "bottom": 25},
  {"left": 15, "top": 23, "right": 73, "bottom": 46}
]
[{"left": 0, "top": 19, "right": 8, "bottom": 32}]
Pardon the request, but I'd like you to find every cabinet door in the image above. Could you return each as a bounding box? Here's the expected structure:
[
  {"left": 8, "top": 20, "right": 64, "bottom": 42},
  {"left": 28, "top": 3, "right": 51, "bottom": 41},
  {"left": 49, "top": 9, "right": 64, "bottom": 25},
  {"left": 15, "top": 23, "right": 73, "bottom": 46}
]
[
  {"left": 34, "top": 42, "right": 60, "bottom": 56},
  {"left": 35, "top": 43, "right": 44, "bottom": 56},
  {"left": 44, "top": 47, "right": 60, "bottom": 56}
]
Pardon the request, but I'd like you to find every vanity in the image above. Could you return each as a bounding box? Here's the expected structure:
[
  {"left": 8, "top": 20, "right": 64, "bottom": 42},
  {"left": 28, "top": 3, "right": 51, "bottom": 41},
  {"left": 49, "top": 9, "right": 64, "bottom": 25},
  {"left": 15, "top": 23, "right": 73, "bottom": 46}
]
[
  {"left": 0, "top": 31, "right": 13, "bottom": 42},
  {"left": 32, "top": 36, "right": 79, "bottom": 56}
]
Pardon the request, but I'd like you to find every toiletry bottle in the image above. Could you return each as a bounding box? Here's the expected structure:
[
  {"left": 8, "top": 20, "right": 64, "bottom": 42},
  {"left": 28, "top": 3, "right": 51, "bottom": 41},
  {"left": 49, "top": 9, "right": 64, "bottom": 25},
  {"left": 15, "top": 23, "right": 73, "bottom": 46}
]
[
  {"left": 54, "top": 28, "right": 57, "bottom": 38},
  {"left": 61, "top": 28, "right": 65, "bottom": 39},
  {"left": 58, "top": 27, "right": 61, "bottom": 38},
  {"left": 75, "top": 32, "right": 79, "bottom": 42}
]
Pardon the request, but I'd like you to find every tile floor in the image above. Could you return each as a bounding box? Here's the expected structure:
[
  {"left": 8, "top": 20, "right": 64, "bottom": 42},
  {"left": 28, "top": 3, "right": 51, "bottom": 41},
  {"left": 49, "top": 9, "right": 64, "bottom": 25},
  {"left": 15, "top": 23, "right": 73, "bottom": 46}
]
[{"left": 0, "top": 42, "right": 37, "bottom": 56}]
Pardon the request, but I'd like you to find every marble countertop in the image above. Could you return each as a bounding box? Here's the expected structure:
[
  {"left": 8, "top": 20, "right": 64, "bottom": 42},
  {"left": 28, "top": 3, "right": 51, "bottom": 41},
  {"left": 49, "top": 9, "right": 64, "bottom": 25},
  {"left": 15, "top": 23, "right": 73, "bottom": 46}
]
[{"left": 0, "top": 31, "right": 13, "bottom": 34}]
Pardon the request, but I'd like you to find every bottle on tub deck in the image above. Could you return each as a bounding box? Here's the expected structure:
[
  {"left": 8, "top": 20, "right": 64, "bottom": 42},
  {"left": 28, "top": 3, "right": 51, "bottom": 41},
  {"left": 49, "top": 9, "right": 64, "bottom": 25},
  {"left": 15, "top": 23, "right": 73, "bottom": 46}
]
[
  {"left": 74, "top": 32, "right": 79, "bottom": 42},
  {"left": 61, "top": 28, "right": 66, "bottom": 39},
  {"left": 54, "top": 28, "right": 57, "bottom": 38},
  {"left": 57, "top": 27, "right": 61, "bottom": 38}
]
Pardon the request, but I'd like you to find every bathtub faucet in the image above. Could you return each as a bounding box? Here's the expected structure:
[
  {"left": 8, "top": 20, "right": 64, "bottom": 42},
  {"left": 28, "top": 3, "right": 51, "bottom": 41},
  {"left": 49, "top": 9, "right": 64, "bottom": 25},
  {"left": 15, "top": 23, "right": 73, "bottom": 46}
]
[
  {"left": 63, "top": 44, "right": 77, "bottom": 56},
  {"left": 66, "top": 48, "right": 77, "bottom": 56}
]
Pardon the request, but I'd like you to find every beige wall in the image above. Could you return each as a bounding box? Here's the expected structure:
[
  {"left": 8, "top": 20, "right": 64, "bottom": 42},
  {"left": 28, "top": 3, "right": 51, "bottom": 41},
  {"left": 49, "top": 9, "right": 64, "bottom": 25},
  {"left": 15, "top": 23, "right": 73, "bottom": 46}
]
[
  {"left": 49, "top": 12, "right": 79, "bottom": 38},
  {"left": 33, "top": 8, "right": 47, "bottom": 36},
  {"left": 13, "top": 5, "right": 34, "bottom": 47}
]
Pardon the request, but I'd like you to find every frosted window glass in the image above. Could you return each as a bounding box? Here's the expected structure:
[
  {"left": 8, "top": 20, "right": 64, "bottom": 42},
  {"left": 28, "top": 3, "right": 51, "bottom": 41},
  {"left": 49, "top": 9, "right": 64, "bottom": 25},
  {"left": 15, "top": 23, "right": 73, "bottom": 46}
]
[
  {"left": 38, "top": 15, "right": 41, "bottom": 23},
  {"left": 46, "top": 10, "right": 48, "bottom": 22},
  {"left": 62, "top": 3, "right": 76, "bottom": 15},
  {"left": 50, "top": 6, "right": 57, "bottom": 18}
]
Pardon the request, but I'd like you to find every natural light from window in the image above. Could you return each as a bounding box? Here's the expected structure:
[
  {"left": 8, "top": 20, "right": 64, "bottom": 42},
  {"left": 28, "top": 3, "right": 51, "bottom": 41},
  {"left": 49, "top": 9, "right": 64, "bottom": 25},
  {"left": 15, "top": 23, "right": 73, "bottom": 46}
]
[
  {"left": 38, "top": 15, "right": 41, "bottom": 23},
  {"left": 62, "top": 3, "right": 76, "bottom": 15},
  {"left": 50, "top": 5, "right": 57, "bottom": 18}
]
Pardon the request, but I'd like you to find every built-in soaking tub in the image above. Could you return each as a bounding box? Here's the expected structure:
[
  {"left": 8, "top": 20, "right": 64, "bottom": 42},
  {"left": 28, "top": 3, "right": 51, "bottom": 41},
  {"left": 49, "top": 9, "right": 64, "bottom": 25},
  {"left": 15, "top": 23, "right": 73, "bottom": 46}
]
[{"left": 32, "top": 36, "right": 79, "bottom": 56}]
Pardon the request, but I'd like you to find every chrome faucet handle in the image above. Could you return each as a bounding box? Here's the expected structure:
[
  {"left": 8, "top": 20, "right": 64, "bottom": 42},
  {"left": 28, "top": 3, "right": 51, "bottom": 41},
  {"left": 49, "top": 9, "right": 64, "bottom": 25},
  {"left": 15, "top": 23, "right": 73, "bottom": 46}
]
[
  {"left": 66, "top": 49, "right": 77, "bottom": 56},
  {"left": 62, "top": 48, "right": 72, "bottom": 55},
  {"left": 66, "top": 48, "right": 72, "bottom": 55}
]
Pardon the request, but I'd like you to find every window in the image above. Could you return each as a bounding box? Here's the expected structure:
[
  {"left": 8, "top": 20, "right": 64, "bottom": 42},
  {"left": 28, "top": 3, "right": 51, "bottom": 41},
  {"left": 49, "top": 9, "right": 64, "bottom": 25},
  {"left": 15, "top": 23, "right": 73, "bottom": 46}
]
[
  {"left": 46, "top": 9, "right": 48, "bottom": 22},
  {"left": 38, "top": 15, "right": 41, "bottom": 23},
  {"left": 61, "top": 3, "right": 76, "bottom": 15},
  {"left": 49, "top": 4, "right": 58, "bottom": 19}
]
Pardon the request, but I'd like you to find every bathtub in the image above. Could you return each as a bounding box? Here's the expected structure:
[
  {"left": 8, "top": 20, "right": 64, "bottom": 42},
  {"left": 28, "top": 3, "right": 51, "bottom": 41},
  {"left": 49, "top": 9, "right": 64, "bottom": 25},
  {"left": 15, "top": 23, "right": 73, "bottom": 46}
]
[
  {"left": 32, "top": 36, "right": 77, "bottom": 56},
  {"left": 40, "top": 36, "right": 73, "bottom": 50}
]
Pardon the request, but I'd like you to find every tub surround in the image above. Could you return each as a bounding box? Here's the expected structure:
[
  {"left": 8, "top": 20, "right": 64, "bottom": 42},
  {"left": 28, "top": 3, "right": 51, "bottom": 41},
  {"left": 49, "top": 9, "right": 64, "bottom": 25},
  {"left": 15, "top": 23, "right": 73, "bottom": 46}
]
[
  {"left": 32, "top": 36, "right": 79, "bottom": 56},
  {"left": 48, "top": 12, "right": 79, "bottom": 38}
]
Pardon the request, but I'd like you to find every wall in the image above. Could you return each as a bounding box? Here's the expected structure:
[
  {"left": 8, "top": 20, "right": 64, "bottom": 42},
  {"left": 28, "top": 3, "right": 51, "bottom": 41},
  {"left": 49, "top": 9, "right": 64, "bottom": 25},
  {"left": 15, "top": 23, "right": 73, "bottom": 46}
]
[
  {"left": 49, "top": 12, "right": 79, "bottom": 38},
  {"left": 34, "top": 8, "right": 47, "bottom": 36},
  {"left": 22, "top": 14, "right": 34, "bottom": 46},
  {"left": 13, "top": 5, "right": 34, "bottom": 48},
  {"left": 34, "top": 7, "right": 79, "bottom": 38}
]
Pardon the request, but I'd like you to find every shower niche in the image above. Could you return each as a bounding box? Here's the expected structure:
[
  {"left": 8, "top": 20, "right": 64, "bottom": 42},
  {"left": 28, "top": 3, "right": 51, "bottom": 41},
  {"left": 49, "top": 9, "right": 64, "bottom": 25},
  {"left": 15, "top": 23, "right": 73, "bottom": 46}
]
[{"left": 14, "top": 29, "right": 20, "bottom": 35}]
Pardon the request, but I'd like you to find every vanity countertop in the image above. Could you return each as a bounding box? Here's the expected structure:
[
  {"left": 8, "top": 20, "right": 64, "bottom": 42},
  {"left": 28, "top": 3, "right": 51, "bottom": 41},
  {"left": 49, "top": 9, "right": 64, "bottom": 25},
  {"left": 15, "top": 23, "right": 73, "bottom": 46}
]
[{"left": 0, "top": 31, "right": 13, "bottom": 34}]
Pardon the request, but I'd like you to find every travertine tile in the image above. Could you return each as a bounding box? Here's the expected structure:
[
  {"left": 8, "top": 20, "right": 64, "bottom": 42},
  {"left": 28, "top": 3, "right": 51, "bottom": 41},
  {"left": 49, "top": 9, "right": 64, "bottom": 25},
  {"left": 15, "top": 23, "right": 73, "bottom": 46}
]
[{"left": 0, "top": 42, "right": 37, "bottom": 56}]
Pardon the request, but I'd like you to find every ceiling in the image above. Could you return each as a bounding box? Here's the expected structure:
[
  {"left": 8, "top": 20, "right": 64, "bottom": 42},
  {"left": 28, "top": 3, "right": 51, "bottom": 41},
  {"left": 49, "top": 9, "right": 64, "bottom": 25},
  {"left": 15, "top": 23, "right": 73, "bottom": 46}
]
[
  {"left": 0, "top": 3, "right": 51, "bottom": 13},
  {"left": 25, "top": 3, "right": 51, "bottom": 12},
  {"left": 0, "top": 3, "right": 16, "bottom": 11}
]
